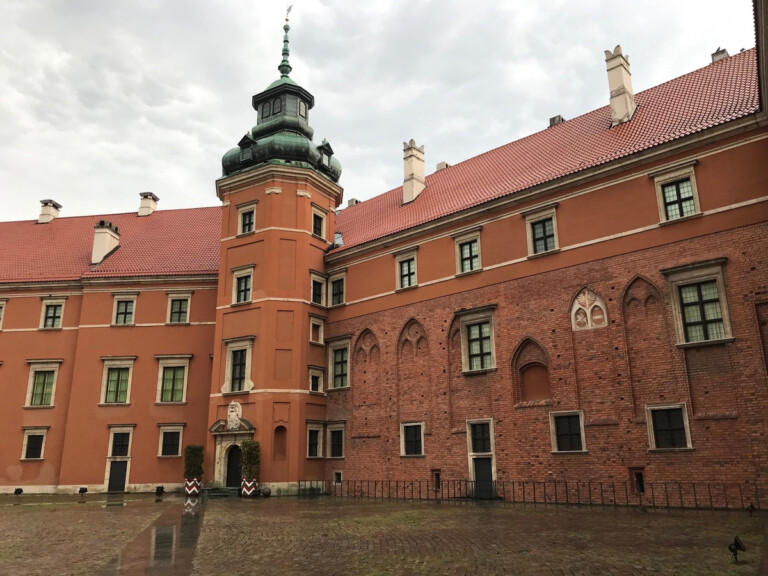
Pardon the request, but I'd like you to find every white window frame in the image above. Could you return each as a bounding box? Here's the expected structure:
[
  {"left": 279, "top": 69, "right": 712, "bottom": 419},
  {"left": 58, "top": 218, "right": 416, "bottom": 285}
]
[
  {"left": 308, "top": 367, "right": 324, "bottom": 393},
  {"left": 100, "top": 356, "right": 136, "bottom": 405},
  {"left": 309, "top": 315, "right": 325, "bottom": 345},
  {"left": 232, "top": 265, "right": 254, "bottom": 304},
  {"left": 157, "top": 424, "right": 185, "bottom": 458},
  {"left": 646, "top": 403, "right": 692, "bottom": 451},
  {"left": 394, "top": 248, "right": 418, "bottom": 290},
  {"left": 661, "top": 258, "right": 733, "bottom": 347},
  {"left": 223, "top": 336, "right": 255, "bottom": 394},
  {"left": 465, "top": 418, "right": 497, "bottom": 485},
  {"left": 327, "top": 423, "right": 345, "bottom": 459},
  {"left": 105, "top": 425, "right": 135, "bottom": 488},
  {"left": 25, "top": 359, "right": 62, "bottom": 407},
  {"left": 327, "top": 339, "right": 351, "bottom": 389},
  {"left": 0, "top": 298, "right": 7, "bottom": 330},
  {"left": 112, "top": 292, "right": 138, "bottom": 326},
  {"left": 237, "top": 201, "right": 258, "bottom": 235},
  {"left": 39, "top": 297, "right": 66, "bottom": 329},
  {"left": 310, "top": 272, "right": 327, "bottom": 307},
  {"left": 650, "top": 160, "right": 701, "bottom": 224},
  {"left": 311, "top": 205, "right": 327, "bottom": 240},
  {"left": 21, "top": 427, "right": 49, "bottom": 460},
  {"left": 453, "top": 228, "right": 482, "bottom": 275},
  {"left": 166, "top": 291, "right": 192, "bottom": 324},
  {"left": 307, "top": 424, "right": 324, "bottom": 458},
  {"left": 155, "top": 355, "right": 192, "bottom": 403},
  {"left": 549, "top": 410, "right": 587, "bottom": 453},
  {"left": 523, "top": 204, "right": 560, "bottom": 257},
  {"left": 456, "top": 306, "right": 497, "bottom": 373},
  {"left": 328, "top": 271, "right": 346, "bottom": 306},
  {"left": 400, "top": 422, "right": 425, "bottom": 457}
]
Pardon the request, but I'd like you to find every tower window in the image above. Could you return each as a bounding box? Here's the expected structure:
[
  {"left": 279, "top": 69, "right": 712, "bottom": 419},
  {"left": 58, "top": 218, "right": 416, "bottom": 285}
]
[
  {"left": 272, "top": 98, "right": 282, "bottom": 114},
  {"left": 261, "top": 102, "right": 271, "bottom": 119}
]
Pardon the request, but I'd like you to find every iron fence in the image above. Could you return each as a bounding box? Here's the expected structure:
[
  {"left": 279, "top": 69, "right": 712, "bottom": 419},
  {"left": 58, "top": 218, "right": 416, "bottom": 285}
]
[{"left": 297, "top": 479, "right": 761, "bottom": 511}]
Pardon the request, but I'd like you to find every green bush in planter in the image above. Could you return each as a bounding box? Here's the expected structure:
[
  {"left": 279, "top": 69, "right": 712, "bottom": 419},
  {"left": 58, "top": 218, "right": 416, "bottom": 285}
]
[
  {"left": 241, "top": 440, "right": 261, "bottom": 482},
  {"left": 184, "top": 445, "right": 204, "bottom": 480}
]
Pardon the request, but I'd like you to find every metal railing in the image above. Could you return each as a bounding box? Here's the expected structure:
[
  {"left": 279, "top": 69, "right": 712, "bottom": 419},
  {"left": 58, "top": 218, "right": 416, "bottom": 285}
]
[{"left": 297, "top": 479, "right": 761, "bottom": 510}]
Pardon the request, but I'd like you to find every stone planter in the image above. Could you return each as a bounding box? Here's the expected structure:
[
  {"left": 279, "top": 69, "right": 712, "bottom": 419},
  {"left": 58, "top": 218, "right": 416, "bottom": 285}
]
[
  {"left": 241, "top": 478, "right": 259, "bottom": 497},
  {"left": 184, "top": 477, "right": 201, "bottom": 497}
]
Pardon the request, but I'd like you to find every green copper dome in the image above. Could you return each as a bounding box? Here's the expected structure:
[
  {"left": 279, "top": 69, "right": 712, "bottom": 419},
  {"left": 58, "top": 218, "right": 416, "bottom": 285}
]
[{"left": 222, "top": 19, "right": 341, "bottom": 183}]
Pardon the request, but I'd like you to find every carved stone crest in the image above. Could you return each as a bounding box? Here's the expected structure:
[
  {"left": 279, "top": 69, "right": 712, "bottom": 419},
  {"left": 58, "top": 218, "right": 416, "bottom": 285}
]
[{"left": 227, "top": 401, "right": 242, "bottom": 431}]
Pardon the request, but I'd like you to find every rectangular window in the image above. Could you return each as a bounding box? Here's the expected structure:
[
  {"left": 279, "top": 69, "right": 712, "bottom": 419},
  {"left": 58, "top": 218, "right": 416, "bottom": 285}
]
[
  {"left": 401, "top": 423, "right": 424, "bottom": 456},
  {"left": 236, "top": 274, "right": 251, "bottom": 303},
  {"left": 399, "top": 258, "right": 416, "bottom": 288},
  {"left": 105, "top": 367, "right": 129, "bottom": 403},
  {"left": 169, "top": 298, "right": 189, "bottom": 323},
  {"left": 161, "top": 366, "right": 186, "bottom": 402},
  {"left": 459, "top": 239, "right": 479, "bottom": 272},
  {"left": 531, "top": 217, "right": 556, "bottom": 254},
  {"left": 231, "top": 349, "right": 247, "bottom": 392},
  {"left": 161, "top": 431, "right": 181, "bottom": 456},
  {"left": 332, "top": 348, "right": 348, "bottom": 388},
  {"left": 467, "top": 321, "right": 492, "bottom": 371},
  {"left": 307, "top": 428, "right": 321, "bottom": 458},
  {"left": 662, "top": 179, "right": 696, "bottom": 220},
  {"left": 30, "top": 371, "right": 54, "bottom": 406},
  {"left": 24, "top": 434, "right": 45, "bottom": 459},
  {"left": 114, "top": 300, "right": 134, "bottom": 325},
  {"left": 310, "top": 373, "right": 321, "bottom": 392},
  {"left": 310, "top": 317, "right": 324, "bottom": 344},
  {"left": 330, "top": 277, "right": 345, "bottom": 306},
  {"left": 470, "top": 422, "right": 491, "bottom": 453},
  {"left": 329, "top": 428, "right": 344, "bottom": 458},
  {"left": 679, "top": 281, "right": 725, "bottom": 343},
  {"left": 312, "top": 213, "right": 324, "bottom": 237},
  {"left": 112, "top": 432, "right": 131, "bottom": 457},
  {"left": 311, "top": 279, "right": 324, "bottom": 305},
  {"left": 551, "top": 412, "right": 585, "bottom": 452},
  {"left": 649, "top": 406, "right": 690, "bottom": 449},
  {"left": 241, "top": 210, "right": 254, "bottom": 234},
  {"left": 43, "top": 304, "right": 62, "bottom": 328},
  {"left": 0, "top": 300, "right": 6, "bottom": 330}
]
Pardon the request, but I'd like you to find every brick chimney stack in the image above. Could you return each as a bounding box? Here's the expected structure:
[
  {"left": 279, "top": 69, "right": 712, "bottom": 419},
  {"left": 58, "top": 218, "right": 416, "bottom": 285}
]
[
  {"left": 604, "top": 45, "right": 637, "bottom": 127},
  {"left": 403, "top": 139, "right": 426, "bottom": 204}
]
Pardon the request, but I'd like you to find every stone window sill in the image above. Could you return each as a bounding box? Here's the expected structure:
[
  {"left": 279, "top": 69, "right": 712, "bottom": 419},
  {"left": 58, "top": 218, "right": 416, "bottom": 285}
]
[
  {"left": 327, "top": 386, "right": 350, "bottom": 392},
  {"left": 39, "top": 327, "right": 62, "bottom": 331},
  {"left": 659, "top": 212, "right": 702, "bottom": 226},
  {"left": 165, "top": 322, "right": 190, "bottom": 326},
  {"left": 527, "top": 248, "right": 561, "bottom": 260},
  {"left": 676, "top": 337, "right": 734, "bottom": 349},
  {"left": 20, "top": 458, "right": 43, "bottom": 462},
  {"left": 98, "top": 403, "right": 131, "bottom": 407},
  {"left": 648, "top": 447, "right": 694, "bottom": 453},
  {"left": 157, "top": 455, "right": 181, "bottom": 459},
  {"left": 515, "top": 399, "right": 553, "bottom": 409},
  {"left": 395, "top": 284, "right": 418, "bottom": 293},
  {"left": 222, "top": 390, "right": 250, "bottom": 397},
  {"left": 455, "top": 268, "right": 482, "bottom": 278},
  {"left": 236, "top": 231, "right": 256, "bottom": 238},
  {"left": 551, "top": 450, "right": 588, "bottom": 455},
  {"left": 111, "top": 323, "right": 135, "bottom": 328},
  {"left": 400, "top": 454, "right": 425, "bottom": 458},
  {"left": 23, "top": 405, "right": 54, "bottom": 410},
  {"left": 155, "top": 402, "right": 187, "bottom": 406},
  {"left": 462, "top": 368, "right": 497, "bottom": 376},
  {"left": 230, "top": 301, "right": 251, "bottom": 308}
]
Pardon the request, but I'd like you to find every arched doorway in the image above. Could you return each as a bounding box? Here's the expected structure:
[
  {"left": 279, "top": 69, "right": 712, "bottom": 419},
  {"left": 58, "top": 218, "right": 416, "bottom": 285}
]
[{"left": 226, "top": 445, "right": 242, "bottom": 488}]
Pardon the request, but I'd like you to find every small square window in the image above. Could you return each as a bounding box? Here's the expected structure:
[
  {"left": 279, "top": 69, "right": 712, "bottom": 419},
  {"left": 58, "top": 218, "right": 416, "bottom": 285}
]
[
  {"left": 531, "top": 218, "right": 556, "bottom": 254},
  {"left": 651, "top": 161, "right": 700, "bottom": 223},
  {"left": 114, "top": 300, "right": 134, "bottom": 325},
  {"left": 241, "top": 210, "right": 254, "bottom": 233},
  {"left": 232, "top": 267, "right": 254, "bottom": 304},
  {"left": 22, "top": 431, "right": 47, "bottom": 460},
  {"left": 550, "top": 411, "right": 586, "bottom": 453},
  {"left": 401, "top": 423, "right": 424, "bottom": 456},
  {"left": 310, "top": 317, "right": 324, "bottom": 344},
  {"left": 333, "top": 471, "right": 343, "bottom": 484},
  {"left": 42, "top": 303, "right": 63, "bottom": 328},
  {"left": 523, "top": 205, "right": 559, "bottom": 257},
  {"left": 169, "top": 298, "right": 189, "bottom": 323},
  {"left": 647, "top": 404, "right": 691, "bottom": 450},
  {"left": 329, "top": 274, "right": 345, "bottom": 306},
  {"left": 160, "top": 430, "right": 181, "bottom": 457},
  {"left": 328, "top": 427, "right": 345, "bottom": 458}
]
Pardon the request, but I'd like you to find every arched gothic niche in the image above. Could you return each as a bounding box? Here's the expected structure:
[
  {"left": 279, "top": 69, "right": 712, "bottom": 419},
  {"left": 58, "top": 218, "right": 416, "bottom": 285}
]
[
  {"left": 571, "top": 288, "right": 608, "bottom": 331},
  {"left": 398, "top": 318, "right": 429, "bottom": 360},
  {"left": 512, "top": 338, "right": 551, "bottom": 403}
]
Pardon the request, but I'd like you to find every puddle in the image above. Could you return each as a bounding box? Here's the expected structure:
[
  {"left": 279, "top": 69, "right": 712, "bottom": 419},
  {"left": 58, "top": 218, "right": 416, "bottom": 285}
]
[{"left": 97, "top": 497, "right": 205, "bottom": 575}]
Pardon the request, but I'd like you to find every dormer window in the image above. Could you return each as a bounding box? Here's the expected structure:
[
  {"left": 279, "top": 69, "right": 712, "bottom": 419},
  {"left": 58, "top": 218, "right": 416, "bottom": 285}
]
[
  {"left": 272, "top": 98, "right": 282, "bottom": 114},
  {"left": 321, "top": 153, "right": 330, "bottom": 167},
  {"left": 299, "top": 101, "right": 307, "bottom": 118},
  {"left": 262, "top": 102, "right": 271, "bottom": 119}
]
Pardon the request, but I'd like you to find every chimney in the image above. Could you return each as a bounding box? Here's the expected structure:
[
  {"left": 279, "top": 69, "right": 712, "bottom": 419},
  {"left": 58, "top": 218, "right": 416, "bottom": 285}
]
[
  {"left": 138, "top": 192, "right": 159, "bottom": 216},
  {"left": 347, "top": 198, "right": 360, "bottom": 207},
  {"left": 38, "top": 199, "right": 62, "bottom": 224},
  {"left": 549, "top": 115, "right": 566, "bottom": 127},
  {"left": 402, "top": 139, "right": 425, "bottom": 204},
  {"left": 91, "top": 220, "right": 120, "bottom": 264},
  {"left": 711, "top": 47, "right": 729, "bottom": 63},
  {"left": 604, "top": 45, "right": 637, "bottom": 127},
  {"left": 435, "top": 161, "right": 451, "bottom": 172}
]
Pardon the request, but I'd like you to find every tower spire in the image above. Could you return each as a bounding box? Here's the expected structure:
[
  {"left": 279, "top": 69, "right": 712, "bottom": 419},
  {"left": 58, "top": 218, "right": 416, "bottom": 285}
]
[{"left": 278, "top": 5, "right": 293, "bottom": 78}]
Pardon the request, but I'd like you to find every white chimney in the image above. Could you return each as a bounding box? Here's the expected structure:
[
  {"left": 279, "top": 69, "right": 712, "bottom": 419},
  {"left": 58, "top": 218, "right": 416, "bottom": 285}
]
[
  {"left": 138, "top": 192, "right": 159, "bottom": 216},
  {"left": 347, "top": 198, "right": 360, "bottom": 207},
  {"left": 403, "top": 139, "right": 425, "bottom": 204},
  {"left": 549, "top": 115, "right": 566, "bottom": 127},
  {"left": 711, "top": 47, "right": 729, "bottom": 63},
  {"left": 38, "top": 199, "right": 62, "bottom": 224},
  {"left": 604, "top": 45, "right": 637, "bottom": 127},
  {"left": 91, "top": 220, "right": 120, "bottom": 264},
  {"left": 435, "top": 161, "right": 451, "bottom": 172}
]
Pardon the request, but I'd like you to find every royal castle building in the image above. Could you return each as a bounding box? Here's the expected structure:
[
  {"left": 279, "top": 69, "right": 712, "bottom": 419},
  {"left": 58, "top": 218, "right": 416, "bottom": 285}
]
[{"left": 1, "top": 3, "right": 767, "bottom": 498}]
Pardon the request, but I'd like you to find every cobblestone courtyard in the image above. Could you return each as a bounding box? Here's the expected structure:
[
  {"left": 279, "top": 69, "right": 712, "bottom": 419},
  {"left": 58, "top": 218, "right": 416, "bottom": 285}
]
[{"left": 0, "top": 494, "right": 765, "bottom": 575}]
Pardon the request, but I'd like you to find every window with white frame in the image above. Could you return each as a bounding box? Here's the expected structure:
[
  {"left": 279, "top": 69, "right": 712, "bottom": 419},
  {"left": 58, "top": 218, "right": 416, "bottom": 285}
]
[
  {"left": 523, "top": 204, "right": 559, "bottom": 256},
  {"left": 307, "top": 424, "right": 323, "bottom": 458},
  {"left": 467, "top": 419, "right": 493, "bottom": 454},
  {"left": 25, "top": 360, "right": 61, "bottom": 407},
  {"left": 549, "top": 411, "right": 586, "bottom": 453},
  {"left": 100, "top": 357, "right": 136, "bottom": 405},
  {"left": 308, "top": 367, "right": 324, "bottom": 393},
  {"left": 456, "top": 307, "right": 496, "bottom": 373},
  {"left": 232, "top": 266, "right": 254, "bottom": 304},
  {"left": 108, "top": 426, "right": 133, "bottom": 457},
  {"left": 167, "top": 292, "right": 191, "bottom": 324},
  {"left": 661, "top": 258, "right": 733, "bottom": 345},
  {"left": 400, "top": 422, "right": 425, "bottom": 456},
  {"left": 21, "top": 427, "right": 49, "bottom": 460},
  {"left": 646, "top": 404, "right": 692, "bottom": 450},
  {"left": 309, "top": 316, "right": 324, "bottom": 344},
  {"left": 112, "top": 293, "right": 138, "bottom": 325},
  {"left": 0, "top": 299, "right": 7, "bottom": 330},
  {"left": 237, "top": 201, "right": 257, "bottom": 235},
  {"left": 454, "top": 229, "right": 482, "bottom": 274},
  {"left": 223, "top": 337, "right": 254, "bottom": 393},
  {"left": 650, "top": 161, "right": 700, "bottom": 223},
  {"left": 395, "top": 249, "right": 418, "bottom": 290},
  {"left": 158, "top": 424, "right": 184, "bottom": 457},
  {"left": 329, "top": 272, "right": 346, "bottom": 306},
  {"left": 40, "top": 297, "right": 66, "bottom": 329},
  {"left": 310, "top": 272, "right": 327, "bottom": 306},
  {"left": 327, "top": 340, "right": 350, "bottom": 389},
  {"left": 155, "top": 355, "right": 191, "bottom": 403},
  {"left": 311, "top": 206, "right": 327, "bottom": 239},
  {"left": 327, "top": 424, "right": 345, "bottom": 458}
]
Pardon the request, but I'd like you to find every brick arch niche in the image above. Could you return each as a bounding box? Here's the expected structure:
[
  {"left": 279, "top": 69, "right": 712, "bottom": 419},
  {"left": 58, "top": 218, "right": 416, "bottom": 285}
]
[
  {"left": 571, "top": 288, "right": 608, "bottom": 331},
  {"left": 512, "top": 339, "right": 551, "bottom": 403}
]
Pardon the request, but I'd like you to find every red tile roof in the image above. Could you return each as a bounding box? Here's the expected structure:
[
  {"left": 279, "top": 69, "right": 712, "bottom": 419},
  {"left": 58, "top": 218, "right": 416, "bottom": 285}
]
[
  {"left": 333, "top": 49, "right": 759, "bottom": 254},
  {"left": 0, "top": 207, "right": 220, "bottom": 283}
]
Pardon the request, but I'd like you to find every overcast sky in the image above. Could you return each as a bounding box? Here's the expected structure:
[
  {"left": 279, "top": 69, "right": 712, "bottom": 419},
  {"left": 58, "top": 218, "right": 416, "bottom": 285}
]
[{"left": 0, "top": 0, "right": 757, "bottom": 222}]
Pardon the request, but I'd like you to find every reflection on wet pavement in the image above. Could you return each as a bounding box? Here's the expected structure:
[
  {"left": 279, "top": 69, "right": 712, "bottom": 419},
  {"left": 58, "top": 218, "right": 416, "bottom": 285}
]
[{"left": 97, "top": 497, "right": 204, "bottom": 575}]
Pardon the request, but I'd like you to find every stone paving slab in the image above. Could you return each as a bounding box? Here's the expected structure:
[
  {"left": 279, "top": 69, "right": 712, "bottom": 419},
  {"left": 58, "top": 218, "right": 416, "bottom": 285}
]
[{"left": 192, "top": 499, "right": 764, "bottom": 576}]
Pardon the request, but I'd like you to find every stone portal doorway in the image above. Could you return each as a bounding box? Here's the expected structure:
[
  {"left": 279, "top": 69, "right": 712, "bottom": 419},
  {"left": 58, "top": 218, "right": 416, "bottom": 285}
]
[{"left": 226, "top": 445, "right": 242, "bottom": 488}]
